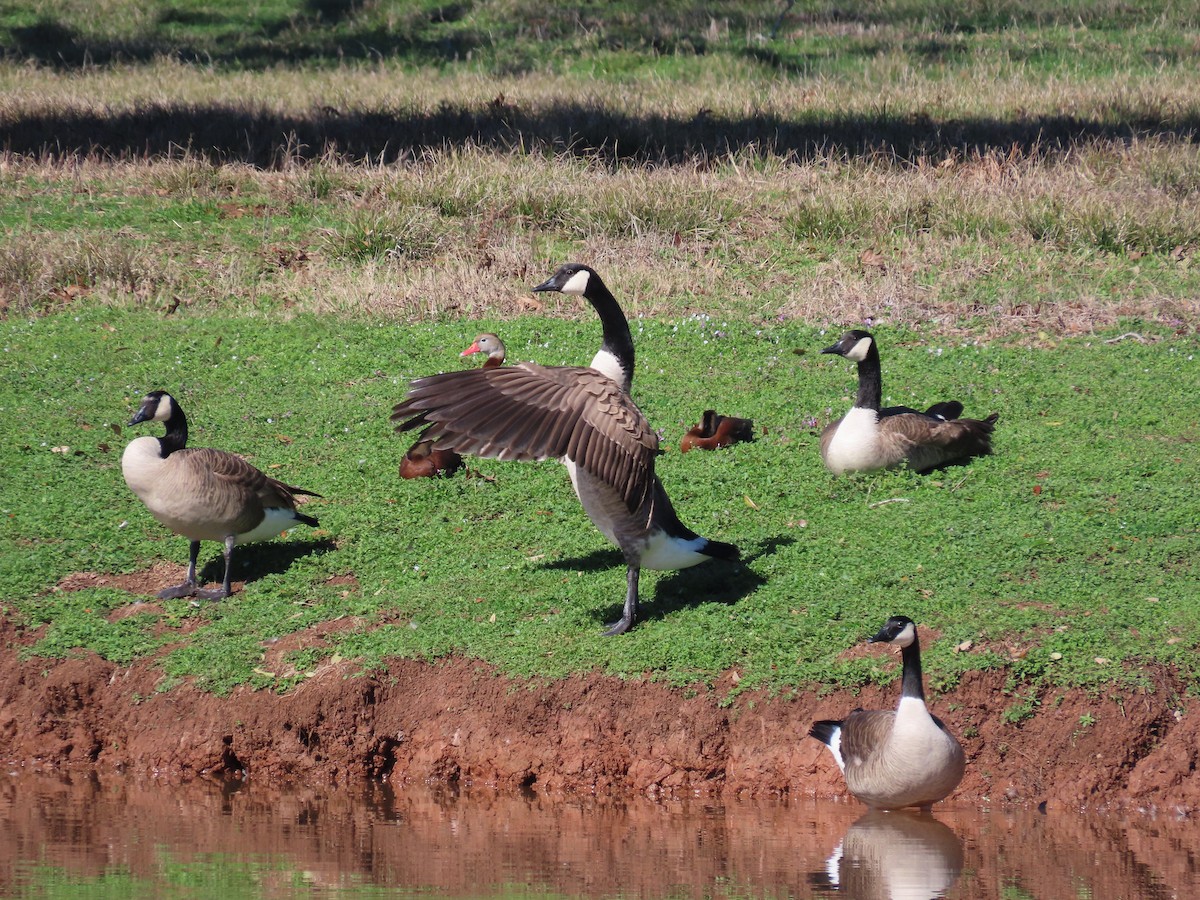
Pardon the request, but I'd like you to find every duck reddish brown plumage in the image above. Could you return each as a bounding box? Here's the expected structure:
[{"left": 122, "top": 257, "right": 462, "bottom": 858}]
[
  {"left": 399, "top": 333, "right": 508, "bottom": 479},
  {"left": 679, "top": 410, "right": 755, "bottom": 453}
]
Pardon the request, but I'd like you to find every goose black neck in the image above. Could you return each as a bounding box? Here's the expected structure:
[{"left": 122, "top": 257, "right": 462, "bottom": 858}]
[
  {"left": 854, "top": 344, "right": 883, "bottom": 411},
  {"left": 158, "top": 405, "right": 188, "bottom": 457},
  {"left": 900, "top": 635, "right": 926, "bottom": 702},
  {"left": 587, "top": 279, "right": 636, "bottom": 382}
]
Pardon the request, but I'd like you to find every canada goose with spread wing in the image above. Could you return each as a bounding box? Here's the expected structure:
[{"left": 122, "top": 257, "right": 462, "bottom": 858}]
[{"left": 390, "top": 263, "right": 739, "bottom": 635}]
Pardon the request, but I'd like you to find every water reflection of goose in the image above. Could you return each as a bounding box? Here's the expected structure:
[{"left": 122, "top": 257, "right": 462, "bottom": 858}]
[{"left": 811, "top": 810, "right": 964, "bottom": 900}]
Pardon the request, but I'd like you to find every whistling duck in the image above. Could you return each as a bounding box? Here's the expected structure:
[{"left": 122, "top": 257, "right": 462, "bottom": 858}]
[
  {"left": 809, "top": 615, "right": 966, "bottom": 811},
  {"left": 122, "top": 391, "right": 320, "bottom": 600},
  {"left": 391, "top": 263, "right": 740, "bottom": 635},
  {"left": 400, "top": 334, "right": 508, "bottom": 478},
  {"left": 680, "top": 410, "right": 755, "bottom": 453},
  {"left": 460, "top": 332, "right": 506, "bottom": 368},
  {"left": 820, "top": 330, "right": 998, "bottom": 474}
]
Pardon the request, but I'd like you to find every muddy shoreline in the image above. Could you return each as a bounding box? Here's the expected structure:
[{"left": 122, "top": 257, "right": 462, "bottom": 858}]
[{"left": 1, "top": 613, "right": 1196, "bottom": 813}]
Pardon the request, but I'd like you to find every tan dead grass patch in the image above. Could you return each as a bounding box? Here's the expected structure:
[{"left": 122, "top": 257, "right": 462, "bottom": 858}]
[{"left": 1, "top": 57, "right": 1198, "bottom": 335}]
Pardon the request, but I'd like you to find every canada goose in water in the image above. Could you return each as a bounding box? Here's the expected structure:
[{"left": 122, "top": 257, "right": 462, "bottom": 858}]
[
  {"left": 819, "top": 330, "right": 997, "bottom": 474},
  {"left": 391, "top": 263, "right": 740, "bottom": 635},
  {"left": 679, "top": 410, "right": 755, "bottom": 453},
  {"left": 809, "top": 615, "right": 966, "bottom": 811},
  {"left": 121, "top": 391, "right": 320, "bottom": 600}
]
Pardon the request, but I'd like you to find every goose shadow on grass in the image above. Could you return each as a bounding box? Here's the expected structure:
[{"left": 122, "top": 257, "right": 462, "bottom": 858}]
[
  {"left": 542, "top": 535, "right": 793, "bottom": 629},
  {"left": 196, "top": 537, "right": 336, "bottom": 590}
]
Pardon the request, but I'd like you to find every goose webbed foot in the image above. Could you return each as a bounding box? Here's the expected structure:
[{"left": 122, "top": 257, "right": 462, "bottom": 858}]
[
  {"left": 157, "top": 581, "right": 200, "bottom": 600},
  {"left": 602, "top": 565, "right": 640, "bottom": 636},
  {"left": 602, "top": 614, "right": 634, "bottom": 636},
  {"left": 158, "top": 540, "right": 204, "bottom": 599}
]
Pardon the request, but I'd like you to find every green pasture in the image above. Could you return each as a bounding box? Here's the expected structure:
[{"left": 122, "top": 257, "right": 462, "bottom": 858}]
[
  {"left": 0, "top": 0, "right": 1198, "bottom": 711},
  {"left": 1, "top": 308, "right": 1195, "bottom": 706}
]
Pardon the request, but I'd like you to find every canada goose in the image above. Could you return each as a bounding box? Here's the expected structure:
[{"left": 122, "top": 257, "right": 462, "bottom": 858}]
[
  {"left": 390, "top": 263, "right": 740, "bottom": 635},
  {"left": 809, "top": 615, "right": 966, "bottom": 811},
  {"left": 399, "top": 334, "right": 506, "bottom": 479},
  {"left": 680, "top": 410, "right": 755, "bottom": 453},
  {"left": 819, "top": 330, "right": 997, "bottom": 474},
  {"left": 460, "top": 332, "right": 507, "bottom": 368},
  {"left": 121, "top": 390, "right": 320, "bottom": 600}
]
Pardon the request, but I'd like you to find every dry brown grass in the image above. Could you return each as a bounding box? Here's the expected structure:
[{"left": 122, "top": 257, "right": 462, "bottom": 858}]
[{"left": 1, "top": 52, "right": 1198, "bottom": 335}]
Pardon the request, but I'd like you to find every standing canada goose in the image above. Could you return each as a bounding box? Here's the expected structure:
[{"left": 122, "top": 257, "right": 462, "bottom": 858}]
[
  {"left": 679, "top": 410, "right": 755, "bottom": 453},
  {"left": 399, "top": 334, "right": 506, "bottom": 479},
  {"left": 121, "top": 390, "right": 320, "bottom": 600},
  {"left": 809, "top": 615, "right": 966, "bottom": 811},
  {"left": 819, "top": 330, "right": 997, "bottom": 474},
  {"left": 390, "top": 263, "right": 740, "bottom": 635}
]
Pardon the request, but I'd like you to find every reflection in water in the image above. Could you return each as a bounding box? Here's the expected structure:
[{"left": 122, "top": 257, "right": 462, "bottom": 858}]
[
  {"left": 813, "top": 810, "right": 963, "bottom": 899},
  {"left": 0, "top": 773, "right": 1196, "bottom": 899}
]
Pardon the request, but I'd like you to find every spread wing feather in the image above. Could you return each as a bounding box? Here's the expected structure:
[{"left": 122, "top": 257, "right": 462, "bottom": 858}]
[{"left": 391, "top": 362, "right": 658, "bottom": 510}]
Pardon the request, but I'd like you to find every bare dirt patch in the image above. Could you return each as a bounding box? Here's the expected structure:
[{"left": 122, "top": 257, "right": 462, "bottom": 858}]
[{"left": 0, "top": 612, "right": 1195, "bottom": 812}]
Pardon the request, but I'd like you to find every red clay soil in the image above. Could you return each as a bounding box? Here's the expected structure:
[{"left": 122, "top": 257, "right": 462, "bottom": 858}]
[{"left": 1, "top": 607, "right": 1197, "bottom": 813}]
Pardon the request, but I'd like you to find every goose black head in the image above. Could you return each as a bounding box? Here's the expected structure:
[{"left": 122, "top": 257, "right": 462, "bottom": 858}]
[
  {"left": 821, "top": 330, "right": 876, "bottom": 363},
  {"left": 869, "top": 615, "right": 917, "bottom": 647},
  {"left": 532, "top": 262, "right": 601, "bottom": 298},
  {"left": 129, "top": 390, "right": 177, "bottom": 427}
]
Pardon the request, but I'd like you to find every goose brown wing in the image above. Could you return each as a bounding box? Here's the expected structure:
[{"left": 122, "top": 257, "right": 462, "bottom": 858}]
[
  {"left": 180, "top": 448, "right": 309, "bottom": 512},
  {"left": 840, "top": 709, "right": 896, "bottom": 767},
  {"left": 392, "top": 362, "right": 658, "bottom": 510}
]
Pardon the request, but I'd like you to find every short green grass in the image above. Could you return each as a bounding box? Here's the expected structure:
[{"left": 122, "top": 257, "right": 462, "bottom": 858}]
[
  {"left": 1, "top": 308, "right": 1195, "bottom": 699},
  {"left": 0, "top": 0, "right": 1198, "bottom": 705}
]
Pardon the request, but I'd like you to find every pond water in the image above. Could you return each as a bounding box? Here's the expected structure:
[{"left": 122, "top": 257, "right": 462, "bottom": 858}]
[{"left": 0, "top": 773, "right": 1195, "bottom": 899}]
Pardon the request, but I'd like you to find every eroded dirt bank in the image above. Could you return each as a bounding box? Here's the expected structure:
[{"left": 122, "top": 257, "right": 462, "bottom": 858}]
[{"left": 1, "top": 613, "right": 1196, "bottom": 812}]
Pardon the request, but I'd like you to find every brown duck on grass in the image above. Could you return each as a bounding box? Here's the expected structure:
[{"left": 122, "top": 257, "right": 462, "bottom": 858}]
[
  {"left": 399, "top": 333, "right": 508, "bottom": 479},
  {"left": 819, "top": 330, "right": 998, "bottom": 475},
  {"left": 680, "top": 410, "right": 755, "bottom": 453},
  {"left": 809, "top": 615, "right": 966, "bottom": 812},
  {"left": 391, "top": 263, "right": 740, "bottom": 635},
  {"left": 121, "top": 390, "right": 320, "bottom": 600}
]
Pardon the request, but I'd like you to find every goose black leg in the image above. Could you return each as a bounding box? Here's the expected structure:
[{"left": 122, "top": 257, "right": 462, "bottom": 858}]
[
  {"left": 193, "top": 534, "right": 236, "bottom": 600},
  {"left": 603, "top": 565, "right": 641, "bottom": 636},
  {"left": 158, "top": 540, "right": 203, "bottom": 599}
]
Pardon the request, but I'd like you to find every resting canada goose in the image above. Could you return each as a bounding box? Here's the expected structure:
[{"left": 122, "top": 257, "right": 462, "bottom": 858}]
[
  {"left": 819, "top": 330, "right": 997, "bottom": 474},
  {"left": 390, "top": 263, "right": 740, "bottom": 635},
  {"left": 121, "top": 390, "right": 320, "bottom": 600},
  {"left": 809, "top": 615, "right": 966, "bottom": 811},
  {"left": 680, "top": 410, "right": 755, "bottom": 453}
]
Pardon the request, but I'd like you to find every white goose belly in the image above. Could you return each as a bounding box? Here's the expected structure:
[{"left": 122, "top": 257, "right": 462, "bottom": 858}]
[
  {"left": 563, "top": 459, "right": 709, "bottom": 570},
  {"left": 823, "top": 407, "right": 884, "bottom": 474}
]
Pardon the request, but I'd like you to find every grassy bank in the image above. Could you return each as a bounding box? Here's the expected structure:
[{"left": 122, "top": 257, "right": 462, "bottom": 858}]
[
  {"left": 1, "top": 308, "right": 1196, "bottom": 710},
  {"left": 0, "top": 1, "right": 1198, "bottom": 707}
]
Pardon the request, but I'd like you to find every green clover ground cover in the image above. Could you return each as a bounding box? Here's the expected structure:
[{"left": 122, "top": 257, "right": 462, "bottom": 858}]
[{"left": 1, "top": 307, "right": 1196, "bottom": 699}]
